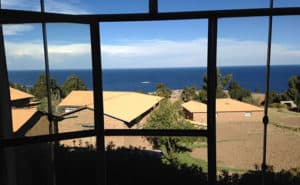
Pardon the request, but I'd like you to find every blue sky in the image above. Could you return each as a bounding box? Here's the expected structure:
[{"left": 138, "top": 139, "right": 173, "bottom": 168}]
[{"left": 2, "top": 0, "right": 300, "bottom": 69}]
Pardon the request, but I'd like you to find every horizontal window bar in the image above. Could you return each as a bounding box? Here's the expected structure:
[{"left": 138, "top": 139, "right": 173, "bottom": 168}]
[
  {"left": 0, "top": 9, "right": 89, "bottom": 24},
  {"left": 105, "top": 129, "right": 207, "bottom": 137},
  {"left": 1, "top": 7, "right": 300, "bottom": 24},
  {"left": 0, "top": 129, "right": 207, "bottom": 147},
  {"left": 1, "top": 130, "right": 96, "bottom": 147}
]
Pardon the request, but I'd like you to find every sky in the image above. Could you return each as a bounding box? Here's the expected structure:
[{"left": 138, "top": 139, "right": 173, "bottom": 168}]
[{"left": 2, "top": 0, "right": 300, "bottom": 70}]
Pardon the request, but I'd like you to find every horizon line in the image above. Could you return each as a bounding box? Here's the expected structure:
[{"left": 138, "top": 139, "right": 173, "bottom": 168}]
[{"left": 8, "top": 64, "right": 300, "bottom": 71}]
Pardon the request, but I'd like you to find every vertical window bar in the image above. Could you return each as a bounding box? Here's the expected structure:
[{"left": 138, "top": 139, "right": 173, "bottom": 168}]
[
  {"left": 262, "top": 0, "right": 273, "bottom": 184},
  {"left": 40, "top": 0, "right": 54, "bottom": 126},
  {"left": 40, "top": 1, "right": 57, "bottom": 185},
  {"left": 207, "top": 17, "right": 218, "bottom": 185},
  {"left": 0, "top": 1, "right": 17, "bottom": 184},
  {"left": 149, "top": 0, "right": 158, "bottom": 14},
  {"left": 90, "top": 20, "right": 107, "bottom": 185}
]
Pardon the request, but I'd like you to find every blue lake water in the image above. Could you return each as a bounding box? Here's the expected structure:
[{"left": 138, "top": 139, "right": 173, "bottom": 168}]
[{"left": 8, "top": 65, "right": 300, "bottom": 93}]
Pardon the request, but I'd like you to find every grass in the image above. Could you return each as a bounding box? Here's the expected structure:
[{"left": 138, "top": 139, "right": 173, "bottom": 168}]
[
  {"left": 175, "top": 140, "right": 246, "bottom": 173},
  {"left": 271, "top": 122, "right": 300, "bottom": 132},
  {"left": 268, "top": 108, "right": 300, "bottom": 132},
  {"left": 163, "top": 140, "right": 243, "bottom": 173},
  {"left": 174, "top": 152, "right": 243, "bottom": 173},
  {"left": 179, "top": 140, "right": 207, "bottom": 149},
  {"left": 175, "top": 152, "right": 209, "bottom": 171},
  {"left": 269, "top": 108, "right": 300, "bottom": 119}
]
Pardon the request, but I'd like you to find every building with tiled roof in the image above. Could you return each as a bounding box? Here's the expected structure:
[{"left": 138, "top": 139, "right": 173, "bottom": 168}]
[
  {"left": 57, "top": 90, "right": 163, "bottom": 148},
  {"left": 5, "top": 87, "right": 50, "bottom": 137},
  {"left": 59, "top": 90, "right": 163, "bottom": 124},
  {"left": 182, "top": 99, "right": 264, "bottom": 124}
]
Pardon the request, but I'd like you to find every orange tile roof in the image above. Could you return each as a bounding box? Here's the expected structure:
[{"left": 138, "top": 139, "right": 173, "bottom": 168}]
[
  {"left": 0, "top": 88, "right": 36, "bottom": 133},
  {"left": 11, "top": 108, "right": 37, "bottom": 132},
  {"left": 59, "top": 91, "right": 163, "bottom": 123},
  {"left": 182, "top": 100, "right": 207, "bottom": 113},
  {"left": 10, "top": 87, "right": 33, "bottom": 101},
  {"left": 182, "top": 98, "right": 263, "bottom": 113},
  {"left": 59, "top": 90, "right": 94, "bottom": 107}
]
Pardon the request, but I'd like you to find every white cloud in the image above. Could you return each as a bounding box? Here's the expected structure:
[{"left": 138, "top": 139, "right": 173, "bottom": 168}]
[
  {"left": 45, "top": 0, "right": 90, "bottom": 14},
  {"left": 217, "top": 39, "right": 300, "bottom": 66},
  {"left": 5, "top": 42, "right": 91, "bottom": 70},
  {"left": 2, "top": 0, "right": 38, "bottom": 11},
  {"left": 2, "top": 0, "right": 89, "bottom": 14},
  {"left": 48, "top": 43, "right": 90, "bottom": 54},
  {"left": 3, "top": 38, "right": 300, "bottom": 70},
  {"left": 3, "top": 25, "right": 34, "bottom": 36},
  {"left": 101, "top": 39, "right": 207, "bottom": 68}
]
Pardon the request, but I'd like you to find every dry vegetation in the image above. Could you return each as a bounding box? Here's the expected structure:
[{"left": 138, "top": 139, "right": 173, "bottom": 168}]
[
  {"left": 191, "top": 108, "right": 300, "bottom": 172},
  {"left": 169, "top": 90, "right": 300, "bottom": 172}
]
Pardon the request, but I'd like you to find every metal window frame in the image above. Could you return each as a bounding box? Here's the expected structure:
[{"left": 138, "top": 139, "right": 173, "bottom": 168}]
[{"left": 1, "top": 1, "right": 300, "bottom": 185}]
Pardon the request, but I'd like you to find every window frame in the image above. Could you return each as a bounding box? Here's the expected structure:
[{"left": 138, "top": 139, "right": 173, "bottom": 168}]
[{"left": 1, "top": 2, "right": 300, "bottom": 185}]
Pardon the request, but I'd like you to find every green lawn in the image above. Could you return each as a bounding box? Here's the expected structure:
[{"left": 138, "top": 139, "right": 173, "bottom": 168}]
[
  {"left": 174, "top": 152, "right": 243, "bottom": 173},
  {"left": 175, "top": 140, "right": 244, "bottom": 173}
]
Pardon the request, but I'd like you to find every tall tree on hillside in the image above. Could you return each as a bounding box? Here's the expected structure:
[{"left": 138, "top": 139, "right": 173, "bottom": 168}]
[
  {"left": 286, "top": 76, "right": 299, "bottom": 101},
  {"left": 181, "top": 86, "right": 198, "bottom": 102},
  {"left": 155, "top": 83, "right": 172, "bottom": 98},
  {"left": 228, "top": 81, "right": 251, "bottom": 101},
  {"left": 144, "top": 100, "right": 197, "bottom": 160},
  {"left": 61, "top": 75, "right": 87, "bottom": 97},
  {"left": 198, "top": 90, "right": 207, "bottom": 103},
  {"left": 286, "top": 76, "right": 300, "bottom": 110},
  {"left": 31, "top": 74, "right": 59, "bottom": 99},
  {"left": 200, "top": 70, "right": 232, "bottom": 99}
]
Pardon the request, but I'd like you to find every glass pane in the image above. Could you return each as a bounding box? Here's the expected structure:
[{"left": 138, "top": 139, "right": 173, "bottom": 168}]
[
  {"left": 44, "top": 0, "right": 148, "bottom": 14},
  {"left": 158, "top": 0, "right": 269, "bottom": 12},
  {"left": 3, "top": 143, "right": 54, "bottom": 185},
  {"left": 268, "top": 15, "right": 300, "bottom": 171},
  {"left": 274, "top": 0, "right": 300, "bottom": 8},
  {"left": 45, "top": 23, "right": 95, "bottom": 134},
  {"left": 217, "top": 17, "right": 267, "bottom": 172},
  {"left": 2, "top": 0, "right": 40, "bottom": 11},
  {"left": 57, "top": 137, "right": 97, "bottom": 185},
  {"left": 3, "top": 23, "right": 52, "bottom": 137},
  {"left": 3, "top": 23, "right": 95, "bottom": 137},
  {"left": 100, "top": 20, "right": 208, "bottom": 130},
  {"left": 105, "top": 136, "right": 208, "bottom": 185}
]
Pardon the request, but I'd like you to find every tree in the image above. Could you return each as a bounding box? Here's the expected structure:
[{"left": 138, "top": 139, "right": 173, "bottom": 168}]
[
  {"left": 31, "top": 74, "right": 59, "bottom": 99},
  {"left": 181, "top": 86, "right": 197, "bottom": 102},
  {"left": 155, "top": 83, "right": 172, "bottom": 98},
  {"left": 228, "top": 81, "right": 251, "bottom": 101},
  {"left": 144, "top": 100, "right": 196, "bottom": 160},
  {"left": 268, "top": 91, "right": 283, "bottom": 104},
  {"left": 200, "top": 70, "right": 232, "bottom": 99},
  {"left": 10, "top": 82, "right": 29, "bottom": 93},
  {"left": 198, "top": 90, "right": 207, "bottom": 103},
  {"left": 286, "top": 76, "right": 299, "bottom": 101},
  {"left": 217, "top": 70, "right": 232, "bottom": 94},
  {"left": 61, "top": 75, "right": 87, "bottom": 97},
  {"left": 285, "top": 76, "right": 300, "bottom": 111}
]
